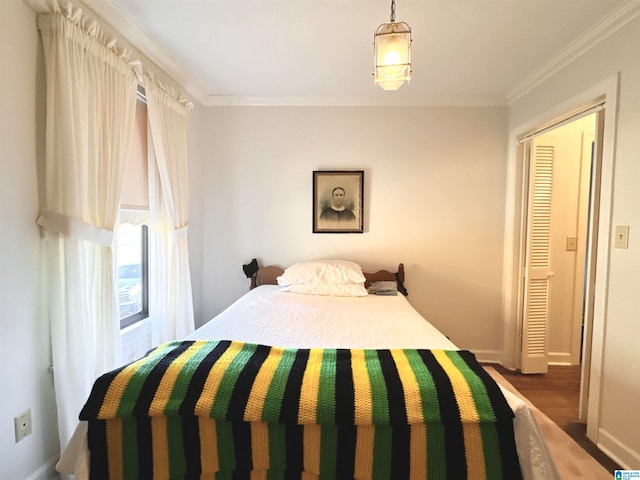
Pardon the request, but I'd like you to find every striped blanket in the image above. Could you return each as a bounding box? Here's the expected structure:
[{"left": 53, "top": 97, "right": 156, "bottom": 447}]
[{"left": 80, "top": 340, "right": 522, "bottom": 479}]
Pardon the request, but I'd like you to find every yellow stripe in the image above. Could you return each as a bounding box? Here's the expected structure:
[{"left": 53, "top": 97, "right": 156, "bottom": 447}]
[
  {"left": 106, "top": 418, "right": 123, "bottom": 479},
  {"left": 199, "top": 417, "right": 218, "bottom": 473},
  {"left": 303, "top": 424, "right": 322, "bottom": 474},
  {"left": 463, "top": 423, "right": 487, "bottom": 480},
  {"left": 148, "top": 342, "right": 206, "bottom": 416},
  {"left": 297, "top": 348, "right": 323, "bottom": 424},
  {"left": 244, "top": 347, "right": 282, "bottom": 421},
  {"left": 98, "top": 342, "right": 174, "bottom": 418},
  {"left": 431, "top": 350, "right": 480, "bottom": 422},
  {"left": 390, "top": 349, "right": 424, "bottom": 424},
  {"left": 410, "top": 423, "right": 427, "bottom": 478},
  {"left": 432, "top": 351, "right": 487, "bottom": 479},
  {"left": 194, "top": 341, "right": 245, "bottom": 415},
  {"left": 354, "top": 425, "right": 375, "bottom": 479},
  {"left": 351, "top": 349, "right": 372, "bottom": 424},
  {"left": 250, "top": 470, "right": 267, "bottom": 480},
  {"left": 250, "top": 422, "right": 270, "bottom": 470},
  {"left": 151, "top": 416, "right": 169, "bottom": 480}
]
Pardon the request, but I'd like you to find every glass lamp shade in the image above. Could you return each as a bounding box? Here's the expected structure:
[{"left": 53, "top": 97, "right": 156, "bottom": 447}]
[{"left": 374, "top": 21, "right": 412, "bottom": 90}]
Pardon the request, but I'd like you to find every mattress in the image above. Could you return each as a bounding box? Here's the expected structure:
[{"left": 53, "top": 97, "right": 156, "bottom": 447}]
[{"left": 58, "top": 285, "right": 560, "bottom": 479}]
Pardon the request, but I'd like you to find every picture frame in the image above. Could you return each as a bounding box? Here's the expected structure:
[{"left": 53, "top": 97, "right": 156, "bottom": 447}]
[{"left": 313, "top": 170, "right": 364, "bottom": 233}]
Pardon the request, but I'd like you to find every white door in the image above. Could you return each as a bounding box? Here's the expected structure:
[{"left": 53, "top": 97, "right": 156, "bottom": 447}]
[{"left": 521, "top": 143, "right": 555, "bottom": 374}]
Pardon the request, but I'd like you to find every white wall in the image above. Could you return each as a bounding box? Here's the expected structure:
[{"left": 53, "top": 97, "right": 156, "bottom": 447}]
[
  {"left": 202, "top": 106, "right": 508, "bottom": 359},
  {"left": 187, "top": 103, "right": 206, "bottom": 326},
  {"left": 0, "top": 2, "right": 59, "bottom": 479},
  {"left": 509, "top": 15, "right": 640, "bottom": 469}
]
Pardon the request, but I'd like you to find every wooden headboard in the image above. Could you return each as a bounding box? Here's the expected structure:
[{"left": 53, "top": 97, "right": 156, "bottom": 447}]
[{"left": 242, "top": 259, "right": 408, "bottom": 295}]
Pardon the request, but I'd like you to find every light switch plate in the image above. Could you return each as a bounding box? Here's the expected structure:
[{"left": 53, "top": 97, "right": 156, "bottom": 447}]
[
  {"left": 566, "top": 236, "right": 577, "bottom": 251},
  {"left": 615, "top": 225, "right": 629, "bottom": 249}
]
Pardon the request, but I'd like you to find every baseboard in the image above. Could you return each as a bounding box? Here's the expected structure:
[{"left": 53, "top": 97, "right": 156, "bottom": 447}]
[
  {"left": 25, "top": 454, "right": 59, "bottom": 480},
  {"left": 597, "top": 427, "right": 640, "bottom": 470},
  {"left": 472, "top": 349, "right": 503, "bottom": 365}
]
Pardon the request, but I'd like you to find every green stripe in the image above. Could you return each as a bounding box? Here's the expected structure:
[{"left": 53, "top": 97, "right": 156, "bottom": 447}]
[
  {"left": 121, "top": 417, "right": 139, "bottom": 480},
  {"left": 116, "top": 343, "right": 177, "bottom": 417},
  {"left": 317, "top": 349, "right": 337, "bottom": 424},
  {"left": 403, "top": 349, "right": 441, "bottom": 423},
  {"left": 209, "top": 343, "right": 258, "bottom": 418},
  {"left": 479, "top": 423, "right": 503, "bottom": 479},
  {"left": 426, "top": 423, "right": 447, "bottom": 479},
  {"left": 167, "top": 416, "right": 186, "bottom": 477},
  {"left": 446, "top": 351, "right": 505, "bottom": 479},
  {"left": 319, "top": 424, "right": 338, "bottom": 476},
  {"left": 216, "top": 419, "right": 235, "bottom": 471},
  {"left": 268, "top": 423, "right": 286, "bottom": 470},
  {"left": 445, "top": 350, "right": 496, "bottom": 422},
  {"left": 372, "top": 426, "right": 392, "bottom": 480},
  {"left": 164, "top": 342, "right": 218, "bottom": 415},
  {"left": 365, "top": 350, "right": 389, "bottom": 425},
  {"left": 267, "top": 469, "right": 285, "bottom": 480},
  {"left": 262, "top": 349, "right": 297, "bottom": 423}
]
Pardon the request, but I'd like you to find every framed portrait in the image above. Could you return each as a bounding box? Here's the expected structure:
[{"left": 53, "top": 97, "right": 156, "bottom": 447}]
[{"left": 313, "top": 170, "right": 364, "bottom": 233}]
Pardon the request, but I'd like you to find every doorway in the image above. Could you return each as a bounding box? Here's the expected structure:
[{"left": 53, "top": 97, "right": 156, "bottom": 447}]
[
  {"left": 521, "top": 113, "right": 596, "bottom": 372},
  {"left": 505, "top": 74, "right": 620, "bottom": 442}
]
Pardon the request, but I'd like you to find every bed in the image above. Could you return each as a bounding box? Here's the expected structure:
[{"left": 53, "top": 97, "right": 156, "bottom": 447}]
[{"left": 59, "top": 260, "right": 559, "bottom": 479}]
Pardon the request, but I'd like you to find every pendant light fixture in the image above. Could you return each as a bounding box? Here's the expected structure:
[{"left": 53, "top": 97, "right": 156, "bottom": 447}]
[{"left": 373, "top": 0, "right": 412, "bottom": 90}]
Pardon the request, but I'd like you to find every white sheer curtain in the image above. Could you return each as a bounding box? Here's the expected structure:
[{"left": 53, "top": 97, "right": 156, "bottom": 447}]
[
  {"left": 144, "top": 76, "right": 195, "bottom": 344},
  {"left": 33, "top": 3, "right": 138, "bottom": 448}
]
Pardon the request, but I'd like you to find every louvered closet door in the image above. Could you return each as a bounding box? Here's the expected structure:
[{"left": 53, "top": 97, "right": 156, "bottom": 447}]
[{"left": 521, "top": 143, "right": 554, "bottom": 373}]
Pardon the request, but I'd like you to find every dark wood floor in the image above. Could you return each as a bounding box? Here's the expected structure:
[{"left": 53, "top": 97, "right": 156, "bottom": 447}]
[{"left": 491, "top": 364, "right": 621, "bottom": 473}]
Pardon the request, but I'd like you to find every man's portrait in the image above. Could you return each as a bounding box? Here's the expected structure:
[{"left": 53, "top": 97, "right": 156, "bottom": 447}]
[{"left": 313, "top": 170, "right": 364, "bottom": 233}]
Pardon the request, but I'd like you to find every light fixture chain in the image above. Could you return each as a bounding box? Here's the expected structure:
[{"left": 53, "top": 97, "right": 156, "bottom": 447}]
[{"left": 390, "top": 0, "right": 396, "bottom": 22}]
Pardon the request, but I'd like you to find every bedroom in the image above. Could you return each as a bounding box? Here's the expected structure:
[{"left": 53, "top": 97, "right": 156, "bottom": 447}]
[{"left": 1, "top": 0, "right": 639, "bottom": 478}]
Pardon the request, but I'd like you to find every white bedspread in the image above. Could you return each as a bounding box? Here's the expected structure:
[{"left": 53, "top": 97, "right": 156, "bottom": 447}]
[
  {"left": 59, "top": 286, "right": 559, "bottom": 480},
  {"left": 187, "top": 285, "right": 457, "bottom": 349}
]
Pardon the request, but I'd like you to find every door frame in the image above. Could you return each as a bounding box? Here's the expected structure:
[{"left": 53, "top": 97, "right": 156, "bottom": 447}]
[{"left": 502, "top": 74, "right": 619, "bottom": 441}]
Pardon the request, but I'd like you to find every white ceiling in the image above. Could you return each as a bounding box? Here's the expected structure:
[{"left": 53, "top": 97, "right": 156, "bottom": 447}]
[{"left": 89, "top": 0, "right": 637, "bottom": 106}]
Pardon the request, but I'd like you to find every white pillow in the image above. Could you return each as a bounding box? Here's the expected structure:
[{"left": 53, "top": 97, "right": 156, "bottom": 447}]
[
  {"left": 277, "top": 260, "right": 366, "bottom": 286},
  {"left": 282, "top": 283, "right": 368, "bottom": 297}
]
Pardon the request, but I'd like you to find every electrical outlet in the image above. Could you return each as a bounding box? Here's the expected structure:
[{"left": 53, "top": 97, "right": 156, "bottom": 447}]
[{"left": 14, "top": 409, "right": 32, "bottom": 443}]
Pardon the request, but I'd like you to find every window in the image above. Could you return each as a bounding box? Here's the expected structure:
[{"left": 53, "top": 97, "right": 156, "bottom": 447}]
[
  {"left": 117, "top": 219, "right": 148, "bottom": 328},
  {"left": 117, "top": 92, "right": 149, "bottom": 329}
]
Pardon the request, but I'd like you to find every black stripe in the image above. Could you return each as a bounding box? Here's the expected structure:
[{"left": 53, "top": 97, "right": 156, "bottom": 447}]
[
  {"left": 79, "top": 364, "right": 129, "bottom": 420},
  {"left": 133, "top": 341, "right": 196, "bottom": 416},
  {"left": 335, "top": 424, "right": 357, "bottom": 478},
  {"left": 179, "top": 340, "right": 232, "bottom": 415},
  {"left": 279, "top": 349, "right": 310, "bottom": 424},
  {"left": 87, "top": 420, "right": 109, "bottom": 479},
  {"left": 284, "top": 424, "right": 304, "bottom": 474},
  {"left": 335, "top": 349, "right": 356, "bottom": 478},
  {"left": 378, "top": 350, "right": 410, "bottom": 478},
  {"left": 457, "top": 351, "right": 523, "bottom": 477},
  {"left": 136, "top": 416, "right": 153, "bottom": 478},
  {"left": 232, "top": 421, "right": 253, "bottom": 471},
  {"left": 418, "top": 350, "right": 466, "bottom": 479},
  {"left": 182, "top": 415, "right": 202, "bottom": 475},
  {"left": 495, "top": 420, "right": 524, "bottom": 479},
  {"left": 226, "top": 344, "right": 272, "bottom": 421},
  {"left": 334, "top": 349, "right": 355, "bottom": 425},
  {"left": 458, "top": 350, "right": 515, "bottom": 422}
]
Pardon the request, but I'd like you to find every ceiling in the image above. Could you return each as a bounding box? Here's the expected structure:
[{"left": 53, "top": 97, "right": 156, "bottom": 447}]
[{"left": 88, "top": 0, "right": 635, "bottom": 106}]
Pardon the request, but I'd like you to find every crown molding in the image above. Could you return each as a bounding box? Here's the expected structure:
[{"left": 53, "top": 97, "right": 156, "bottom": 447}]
[
  {"left": 79, "top": 0, "right": 209, "bottom": 105},
  {"left": 205, "top": 94, "right": 508, "bottom": 108},
  {"left": 506, "top": 0, "right": 640, "bottom": 104}
]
